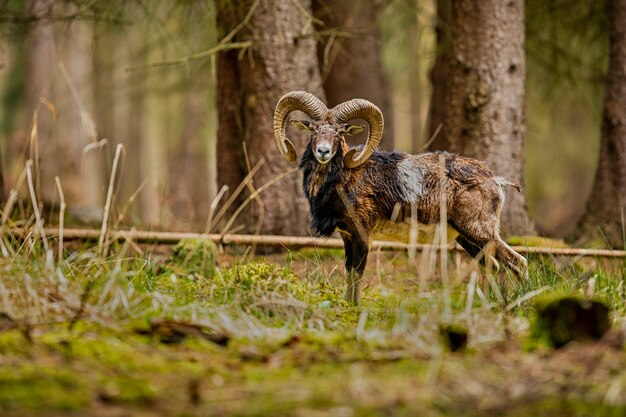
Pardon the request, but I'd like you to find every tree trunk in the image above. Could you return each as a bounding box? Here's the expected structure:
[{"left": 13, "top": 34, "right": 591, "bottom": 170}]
[
  {"left": 444, "top": 0, "right": 535, "bottom": 236},
  {"left": 54, "top": 4, "right": 101, "bottom": 210},
  {"left": 428, "top": 0, "right": 451, "bottom": 151},
  {"left": 24, "top": 0, "right": 56, "bottom": 204},
  {"left": 313, "top": 0, "right": 394, "bottom": 150},
  {"left": 216, "top": 0, "right": 325, "bottom": 236},
  {"left": 574, "top": 0, "right": 626, "bottom": 248}
]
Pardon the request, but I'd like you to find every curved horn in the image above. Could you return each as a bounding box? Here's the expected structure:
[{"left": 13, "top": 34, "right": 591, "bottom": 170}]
[
  {"left": 273, "top": 91, "right": 328, "bottom": 162},
  {"left": 331, "top": 99, "right": 384, "bottom": 168}
]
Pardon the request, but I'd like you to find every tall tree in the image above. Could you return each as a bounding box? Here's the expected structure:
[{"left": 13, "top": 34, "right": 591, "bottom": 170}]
[
  {"left": 216, "top": 1, "right": 325, "bottom": 236},
  {"left": 441, "top": 0, "right": 535, "bottom": 236},
  {"left": 313, "top": 0, "right": 394, "bottom": 150},
  {"left": 575, "top": 0, "right": 626, "bottom": 248}
]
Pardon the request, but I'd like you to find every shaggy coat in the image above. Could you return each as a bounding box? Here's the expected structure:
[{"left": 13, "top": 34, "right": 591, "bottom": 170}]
[
  {"left": 274, "top": 91, "right": 527, "bottom": 304},
  {"left": 299, "top": 131, "right": 527, "bottom": 303}
]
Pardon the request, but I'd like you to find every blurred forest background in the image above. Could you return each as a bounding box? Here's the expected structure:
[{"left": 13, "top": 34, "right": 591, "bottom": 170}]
[{"left": 0, "top": 0, "right": 623, "bottom": 247}]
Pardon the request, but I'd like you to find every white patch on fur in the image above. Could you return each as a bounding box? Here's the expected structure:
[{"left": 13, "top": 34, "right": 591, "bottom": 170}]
[
  {"left": 397, "top": 157, "right": 425, "bottom": 203},
  {"left": 494, "top": 177, "right": 508, "bottom": 204}
]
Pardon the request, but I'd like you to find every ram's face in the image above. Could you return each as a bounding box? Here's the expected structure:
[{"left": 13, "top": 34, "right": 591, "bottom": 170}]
[{"left": 290, "top": 120, "right": 365, "bottom": 164}]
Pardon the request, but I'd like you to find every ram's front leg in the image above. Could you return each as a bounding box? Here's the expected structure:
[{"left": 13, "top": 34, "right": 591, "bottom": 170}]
[{"left": 342, "top": 233, "right": 369, "bottom": 305}]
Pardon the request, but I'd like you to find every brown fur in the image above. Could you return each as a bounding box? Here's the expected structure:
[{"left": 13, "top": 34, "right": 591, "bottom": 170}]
[{"left": 295, "top": 118, "right": 528, "bottom": 304}]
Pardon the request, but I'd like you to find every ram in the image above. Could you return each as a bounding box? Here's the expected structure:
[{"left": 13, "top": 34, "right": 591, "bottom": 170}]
[{"left": 273, "top": 91, "right": 527, "bottom": 304}]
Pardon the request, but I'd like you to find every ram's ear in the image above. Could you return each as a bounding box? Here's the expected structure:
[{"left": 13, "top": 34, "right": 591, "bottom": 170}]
[
  {"left": 343, "top": 124, "right": 366, "bottom": 136},
  {"left": 289, "top": 120, "right": 313, "bottom": 132}
]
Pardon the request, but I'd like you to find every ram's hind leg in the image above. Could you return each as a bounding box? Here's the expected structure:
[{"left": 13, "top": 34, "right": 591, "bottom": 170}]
[
  {"left": 453, "top": 222, "right": 526, "bottom": 281},
  {"left": 456, "top": 235, "right": 500, "bottom": 271},
  {"left": 456, "top": 229, "right": 527, "bottom": 280},
  {"left": 493, "top": 238, "right": 528, "bottom": 280},
  {"left": 341, "top": 232, "right": 369, "bottom": 305}
]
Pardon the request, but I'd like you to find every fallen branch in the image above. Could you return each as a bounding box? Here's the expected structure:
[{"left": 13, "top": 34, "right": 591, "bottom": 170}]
[{"left": 3, "top": 227, "right": 626, "bottom": 258}]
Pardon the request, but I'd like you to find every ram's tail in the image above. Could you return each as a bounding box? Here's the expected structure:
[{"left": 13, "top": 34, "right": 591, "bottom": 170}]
[{"left": 495, "top": 177, "right": 522, "bottom": 192}]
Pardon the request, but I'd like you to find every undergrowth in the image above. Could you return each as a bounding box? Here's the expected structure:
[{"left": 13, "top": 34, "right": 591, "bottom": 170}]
[{"left": 0, "top": 237, "right": 625, "bottom": 416}]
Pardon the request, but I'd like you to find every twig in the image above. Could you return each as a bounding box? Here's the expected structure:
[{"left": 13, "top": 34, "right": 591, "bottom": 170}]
[
  {"left": 242, "top": 145, "right": 264, "bottom": 256},
  {"left": 99, "top": 144, "right": 124, "bottom": 256},
  {"left": 288, "top": 0, "right": 323, "bottom": 26},
  {"left": 54, "top": 176, "right": 66, "bottom": 264},
  {"left": 1, "top": 161, "right": 31, "bottom": 226},
  {"left": 25, "top": 160, "right": 49, "bottom": 254},
  {"left": 205, "top": 185, "right": 229, "bottom": 233},
  {"left": 114, "top": 177, "right": 150, "bottom": 230},
  {"left": 211, "top": 160, "right": 265, "bottom": 228},
  {"left": 29, "top": 98, "right": 58, "bottom": 204},
  {"left": 127, "top": 41, "right": 253, "bottom": 71},
  {"left": 3, "top": 227, "right": 626, "bottom": 258},
  {"left": 417, "top": 123, "right": 443, "bottom": 152}
]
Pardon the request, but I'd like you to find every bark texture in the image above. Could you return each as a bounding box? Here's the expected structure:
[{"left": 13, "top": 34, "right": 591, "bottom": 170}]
[
  {"left": 313, "top": 0, "right": 394, "bottom": 150},
  {"left": 443, "top": 0, "right": 535, "bottom": 236},
  {"left": 575, "top": 0, "right": 626, "bottom": 248},
  {"left": 216, "top": 0, "right": 325, "bottom": 236}
]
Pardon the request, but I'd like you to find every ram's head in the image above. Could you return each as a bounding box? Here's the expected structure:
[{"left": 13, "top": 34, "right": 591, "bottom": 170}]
[{"left": 273, "top": 91, "right": 384, "bottom": 168}]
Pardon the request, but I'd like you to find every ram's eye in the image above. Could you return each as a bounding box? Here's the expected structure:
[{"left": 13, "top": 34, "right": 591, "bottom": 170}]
[
  {"left": 289, "top": 120, "right": 314, "bottom": 132},
  {"left": 343, "top": 124, "right": 366, "bottom": 136}
]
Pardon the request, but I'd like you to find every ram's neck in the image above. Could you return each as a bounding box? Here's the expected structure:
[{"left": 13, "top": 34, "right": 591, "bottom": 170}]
[{"left": 300, "top": 147, "right": 344, "bottom": 200}]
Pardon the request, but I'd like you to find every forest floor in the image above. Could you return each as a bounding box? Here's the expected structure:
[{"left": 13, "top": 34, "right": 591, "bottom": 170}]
[{"left": 1, "top": 238, "right": 626, "bottom": 417}]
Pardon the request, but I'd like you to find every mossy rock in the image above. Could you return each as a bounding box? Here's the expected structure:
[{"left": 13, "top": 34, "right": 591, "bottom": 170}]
[
  {"left": 163, "top": 238, "right": 218, "bottom": 278},
  {"left": 530, "top": 293, "right": 611, "bottom": 349}
]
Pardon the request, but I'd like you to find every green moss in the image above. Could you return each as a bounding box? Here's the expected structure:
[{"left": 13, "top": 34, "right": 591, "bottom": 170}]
[
  {"left": 3, "top": 239, "right": 626, "bottom": 416},
  {"left": 507, "top": 236, "right": 569, "bottom": 247},
  {"left": 96, "top": 376, "right": 156, "bottom": 405},
  {"left": 162, "top": 238, "right": 218, "bottom": 278},
  {"left": 198, "top": 263, "right": 351, "bottom": 314},
  {"left": 503, "top": 398, "right": 626, "bottom": 417},
  {"left": 0, "top": 365, "right": 90, "bottom": 410},
  {"left": 291, "top": 247, "right": 344, "bottom": 261}
]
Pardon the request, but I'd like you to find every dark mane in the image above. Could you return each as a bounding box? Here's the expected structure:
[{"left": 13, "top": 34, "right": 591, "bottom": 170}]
[
  {"left": 300, "top": 146, "right": 407, "bottom": 237},
  {"left": 299, "top": 144, "right": 345, "bottom": 237}
]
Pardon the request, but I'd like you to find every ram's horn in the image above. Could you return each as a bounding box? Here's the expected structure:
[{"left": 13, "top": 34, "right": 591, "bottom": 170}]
[
  {"left": 273, "top": 91, "right": 328, "bottom": 162},
  {"left": 331, "top": 99, "right": 384, "bottom": 168}
]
